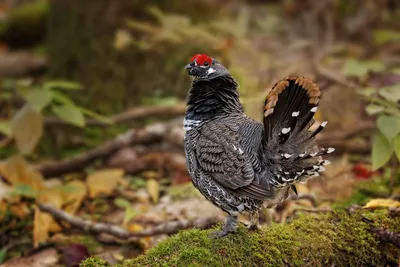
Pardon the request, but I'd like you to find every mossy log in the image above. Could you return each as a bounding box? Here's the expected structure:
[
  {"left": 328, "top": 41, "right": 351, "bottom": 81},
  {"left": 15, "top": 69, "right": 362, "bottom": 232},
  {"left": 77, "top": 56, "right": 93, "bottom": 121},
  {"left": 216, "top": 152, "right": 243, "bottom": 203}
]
[{"left": 80, "top": 209, "right": 400, "bottom": 267}]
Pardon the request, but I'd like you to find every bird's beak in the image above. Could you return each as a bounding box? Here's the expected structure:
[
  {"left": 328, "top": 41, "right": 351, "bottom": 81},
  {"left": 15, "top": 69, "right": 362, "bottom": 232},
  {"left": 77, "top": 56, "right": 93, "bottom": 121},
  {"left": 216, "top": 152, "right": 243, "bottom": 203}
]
[{"left": 184, "top": 64, "right": 192, "bottom": 70}]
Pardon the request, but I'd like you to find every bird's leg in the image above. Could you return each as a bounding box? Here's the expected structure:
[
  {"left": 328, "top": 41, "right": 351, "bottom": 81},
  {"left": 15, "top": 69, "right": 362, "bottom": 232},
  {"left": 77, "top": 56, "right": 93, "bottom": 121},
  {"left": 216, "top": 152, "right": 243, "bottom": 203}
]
[
  {"left": 247, "top": 210, "right": 261, "bottom": 231},
  {"left": 210, "top": 214, "right": 238, "bottom": 238}
]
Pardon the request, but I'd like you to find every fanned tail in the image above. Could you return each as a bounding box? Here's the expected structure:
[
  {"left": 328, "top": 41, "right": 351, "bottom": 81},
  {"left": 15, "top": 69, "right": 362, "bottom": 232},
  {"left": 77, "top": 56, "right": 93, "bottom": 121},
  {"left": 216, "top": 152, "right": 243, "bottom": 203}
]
[{"left": 263, "top": 76, "right": 334, "bottom": 188}]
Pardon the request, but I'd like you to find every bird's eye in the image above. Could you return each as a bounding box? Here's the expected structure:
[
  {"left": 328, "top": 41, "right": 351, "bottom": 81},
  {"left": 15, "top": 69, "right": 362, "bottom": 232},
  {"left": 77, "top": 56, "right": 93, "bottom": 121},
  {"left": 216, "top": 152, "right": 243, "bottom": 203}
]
[{"left": 203, "top": 61, "right": 209, "bottom": 67}]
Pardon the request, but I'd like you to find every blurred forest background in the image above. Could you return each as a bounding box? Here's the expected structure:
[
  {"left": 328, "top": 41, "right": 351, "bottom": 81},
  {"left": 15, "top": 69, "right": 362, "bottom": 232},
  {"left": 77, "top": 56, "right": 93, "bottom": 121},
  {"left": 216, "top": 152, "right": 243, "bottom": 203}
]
[{"left": 0, "top": 0, "right": 399, "bottom": 266}]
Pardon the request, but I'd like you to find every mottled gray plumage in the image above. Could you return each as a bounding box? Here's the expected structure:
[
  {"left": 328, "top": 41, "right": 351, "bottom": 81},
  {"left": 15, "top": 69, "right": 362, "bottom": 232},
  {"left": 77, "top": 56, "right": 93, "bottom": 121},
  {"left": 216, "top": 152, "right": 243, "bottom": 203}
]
[{"left": 184, "top": 55, "right": 334, "bottom": 237}]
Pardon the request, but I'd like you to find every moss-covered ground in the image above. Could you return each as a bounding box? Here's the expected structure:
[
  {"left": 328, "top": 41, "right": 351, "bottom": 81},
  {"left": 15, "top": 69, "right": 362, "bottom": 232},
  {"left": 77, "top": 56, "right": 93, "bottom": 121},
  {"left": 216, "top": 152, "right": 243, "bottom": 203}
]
[{"left": 81, "top": 208, "right": 400, "bottom": 267}]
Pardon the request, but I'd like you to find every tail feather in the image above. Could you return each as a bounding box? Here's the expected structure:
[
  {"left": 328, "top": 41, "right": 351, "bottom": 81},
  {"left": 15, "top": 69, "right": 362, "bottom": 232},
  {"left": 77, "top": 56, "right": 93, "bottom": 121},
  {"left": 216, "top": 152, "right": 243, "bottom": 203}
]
[{"left": 262, "top": 76, "right": 333, "bottom": 188}]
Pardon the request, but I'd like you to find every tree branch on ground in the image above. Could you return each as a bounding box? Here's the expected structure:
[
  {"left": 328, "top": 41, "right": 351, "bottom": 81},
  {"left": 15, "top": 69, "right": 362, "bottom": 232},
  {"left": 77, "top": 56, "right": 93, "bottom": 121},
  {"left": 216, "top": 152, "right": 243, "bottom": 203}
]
[
  {"left": 38, "top": 203, "right": 218, "bottom": 240},
  {"left": 36, "top": 117, "right": 183, "bottom": 177}
]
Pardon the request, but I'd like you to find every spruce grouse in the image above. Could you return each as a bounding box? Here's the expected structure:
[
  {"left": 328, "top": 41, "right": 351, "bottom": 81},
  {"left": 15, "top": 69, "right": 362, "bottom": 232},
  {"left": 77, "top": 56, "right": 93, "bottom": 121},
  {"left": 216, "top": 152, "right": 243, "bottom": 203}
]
[{"left": 183, "top": 54, "right": 334, "bottom": 237}]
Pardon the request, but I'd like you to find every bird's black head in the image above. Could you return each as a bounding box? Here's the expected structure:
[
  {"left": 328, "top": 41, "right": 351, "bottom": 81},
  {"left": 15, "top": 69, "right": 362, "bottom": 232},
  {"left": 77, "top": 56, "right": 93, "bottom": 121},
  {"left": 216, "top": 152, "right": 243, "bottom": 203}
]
[{"left": 185, "top": 54, "right": 230, "bottom": 81}]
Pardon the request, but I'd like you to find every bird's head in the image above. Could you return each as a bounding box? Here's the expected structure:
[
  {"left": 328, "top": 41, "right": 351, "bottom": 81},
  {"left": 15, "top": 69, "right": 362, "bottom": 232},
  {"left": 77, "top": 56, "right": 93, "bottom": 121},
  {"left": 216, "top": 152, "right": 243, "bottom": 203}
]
[{"left": 185, "top": 54, "right": 230, "bottom": 81}]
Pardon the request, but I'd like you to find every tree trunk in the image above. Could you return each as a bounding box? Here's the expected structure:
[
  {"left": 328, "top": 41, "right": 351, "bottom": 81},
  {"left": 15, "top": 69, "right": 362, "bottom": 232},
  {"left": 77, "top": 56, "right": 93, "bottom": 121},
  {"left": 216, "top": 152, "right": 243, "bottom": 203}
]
[{"left": 47, "top": 0, "right": 221, "bottom": 114}]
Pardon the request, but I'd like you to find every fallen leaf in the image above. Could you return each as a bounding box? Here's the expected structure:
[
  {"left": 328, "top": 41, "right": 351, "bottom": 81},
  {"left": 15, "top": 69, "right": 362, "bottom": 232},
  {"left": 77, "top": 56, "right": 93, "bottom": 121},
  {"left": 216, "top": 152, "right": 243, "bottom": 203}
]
[
  {"left": 0, "top": 248, "right": 58, "bottom": 267},
  {"left": 146, "top": 179, "right": 159, "bottom": 204},
  {"left": 34, "top": 188, "right": 64, "bottom": 247},
  {"left": 0, "top": 200, "right": 7, "bottom": 220},
  {"left": 0, "top": 155, "right": 45, "bottom": 201},
  {"left": 60, "top": 244, "right": 90, "bottom": 267},
  {"left": 363, "top": 199, "right": 400, "bottom": 209},
  {"left": 9, "top": 202, "right": 30, "bottom": 219},
  {"left": 11, "top": 104, "right": 44, "bottom": 154},
  {"left": 86, "top": 169, "right": 125, "bottom": 198},
  {"left": 62, "top": 180, "right": 87, "bottom": 215},
  {"left": 0, "top": 180, "right": 11, "bottom": 201}
]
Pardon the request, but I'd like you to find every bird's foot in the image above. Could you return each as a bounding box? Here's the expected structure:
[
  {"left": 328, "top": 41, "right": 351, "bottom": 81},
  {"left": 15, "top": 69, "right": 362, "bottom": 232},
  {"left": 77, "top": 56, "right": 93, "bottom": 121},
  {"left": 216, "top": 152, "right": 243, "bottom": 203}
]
[
  {"left": 209, "top": 229, "right": 236, "bottom": 238},
  {"left": 209, "top": 214, "right": 238, "bottom": 238}
]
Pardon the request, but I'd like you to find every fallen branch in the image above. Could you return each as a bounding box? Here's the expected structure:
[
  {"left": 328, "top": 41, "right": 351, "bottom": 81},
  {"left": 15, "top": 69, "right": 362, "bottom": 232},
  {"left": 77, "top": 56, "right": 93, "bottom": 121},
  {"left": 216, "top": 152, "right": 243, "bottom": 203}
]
[
  {"left": 38, "top": 204, "right": 218, "bottom": 239},
  {"left": 44, "top": 102, "right": 186, "bottom": 127},
  {"left": 36, "top": 117, "right": 183, "bottom": 177},
  {"left": 0, "top": 52, "right": 47, "bottom": 77}
]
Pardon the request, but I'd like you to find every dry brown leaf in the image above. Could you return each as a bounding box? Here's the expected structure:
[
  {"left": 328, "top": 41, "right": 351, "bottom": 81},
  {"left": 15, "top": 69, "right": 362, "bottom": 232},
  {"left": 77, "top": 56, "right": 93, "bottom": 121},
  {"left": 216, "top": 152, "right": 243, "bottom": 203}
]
[
  {"left": 86, "top": 169, "right": 125, "bottom": 198},
  {"left": 62, "top": 180, "right": 87, "bottom": 215},
  {"left": 146, "top": 179, "right": 159, "bottom": 204},
  {"left": 33, "top": 188, "right": 64, "bottom": 247},
  {"left": 9, "top": 202, "right": 30, "bottom": 219},
  {"left": 0, "top": 179, "right": 11, "bottom": 201},
  {"left": 363, "top": 199, "right": 400, "bottom": 209},
  {"left": 0, "top": 155, "right": 45, "bottom": 192},
  {"left": 0, "top": 248, "right": 58, "bottom": 267},
  {"left": 11, "top": 104, "right": 44, "bottom": 154},
  {"left": 0, "top": 200, "right": 7, "bottom": 220}
]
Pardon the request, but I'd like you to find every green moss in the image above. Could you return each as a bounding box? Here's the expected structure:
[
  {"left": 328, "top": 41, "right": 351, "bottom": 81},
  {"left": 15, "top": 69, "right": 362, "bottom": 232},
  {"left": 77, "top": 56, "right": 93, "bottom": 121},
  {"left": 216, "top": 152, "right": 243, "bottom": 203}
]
[
  {"left": 81, "top": 209, "right": 400, "bottom": 267},
  {"left": 80, "top": 257, "right": 111, "bottom": 267}
]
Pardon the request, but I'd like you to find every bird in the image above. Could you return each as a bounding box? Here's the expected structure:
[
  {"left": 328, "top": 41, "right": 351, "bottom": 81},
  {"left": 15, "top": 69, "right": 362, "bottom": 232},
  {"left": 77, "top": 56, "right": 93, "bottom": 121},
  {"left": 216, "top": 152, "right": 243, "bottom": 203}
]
[{"left": 183, "top": 53, "right": 334, "bottom": 237}]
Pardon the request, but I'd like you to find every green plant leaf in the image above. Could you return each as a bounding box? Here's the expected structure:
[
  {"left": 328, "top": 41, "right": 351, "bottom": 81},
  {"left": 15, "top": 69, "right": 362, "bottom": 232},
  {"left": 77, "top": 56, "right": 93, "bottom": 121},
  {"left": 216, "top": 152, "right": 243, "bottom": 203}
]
[
  {"left": 376, "top": 115, "right": 400, "bottom": 141},
  {"left": 78, "top": 107, "right": 112, "bottom": 124},
  {"left": 357, "top": 87, "right": 377, "bottom": 97},
  {"left": 123, "top": 206, "right": 137, "bottom": 225},
  {"left": 372, "top": 132, "right": 394, "bottom": 170},
  {"left": 364, "top": 61, "right": 385, "bottom": 73},
  {"left": 24, "top": 88, "right": 53, "bottom": 111},
  {"left": 44, "top": 80, "right": 82, "bottom": 90},
  {"left": 365, "top": 104, "right": 384, "bottom": 115},
  {"left": 342, "top": 59, "right": 385, "bottom": 78},
  {"left": 51, "top": 90, "right": 74, "bottom": 105},
  {"left": 394, "top": 135, "right": 400, "bottom": 161},
  {"left": 342, "top": 59, "right": 368, "bottom": 78},
  {"left": 52, "top": 104, "right": 85, "bottom": 127},
  {"left": 0, "top": 248, "right": 6, "bottom": 264},
  {"left": 11, "top": 184, "right": 38, "bottom": 198},
  {"left": 11, "top": 104, "right": 44, "bottom": 154},
  {"left": 378, "top": 84, "right": 400, "bottom": 103},
  {"left": 373, "top": 29, "right": 400, "bottom": 45},
  {"left": 114, "top": 197, "right": 130, "bottom": 208},
  {"left": 0, "top": 121, "right": 11, "bottom": 136}
]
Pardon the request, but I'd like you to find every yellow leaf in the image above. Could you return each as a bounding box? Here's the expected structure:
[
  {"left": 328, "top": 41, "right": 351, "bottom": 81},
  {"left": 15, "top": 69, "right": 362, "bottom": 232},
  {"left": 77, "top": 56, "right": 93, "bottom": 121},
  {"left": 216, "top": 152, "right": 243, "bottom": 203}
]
[
  {"left": 146, "top": 179, "right": 159, "bottom": 204},
  {"left": 33, "top": 206, "right": 50, "bottom": 247},
  {"left": 0, "top": 155, "right": 45, "bottom": 202},
  {"left": 128, "top": 223, "right": 144, "bottom": 233},
  {"left": 0, "top": 200, "right": 7, "bottom": 220},
  {"left": 0, "top": 155, "right": 44, "bottom": 188},
  {"left": 62, "top": 180, "right": 87, "bottom": 215},
  {"left": 9, "top": 202, "right": 30, "bottom": 219},
  {"left": 86, "top": 169, "right": 125, "bottom": 198},
  {"left": 114, "top": 29, "right": 133, "bottom": 51},
  {"left": 34, "top": 188, "right": 64, "bottom": 247},
  {"left": 363, "top": 199, "right": 400, "bottom": 209},
  {"left": 11, "top": 104, "right": 44, "bottom": 154}
]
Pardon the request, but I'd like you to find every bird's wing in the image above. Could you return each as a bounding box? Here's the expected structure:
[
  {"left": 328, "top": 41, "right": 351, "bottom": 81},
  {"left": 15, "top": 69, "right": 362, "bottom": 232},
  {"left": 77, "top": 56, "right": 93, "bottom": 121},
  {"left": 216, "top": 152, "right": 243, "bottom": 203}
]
[
  {"left": 196, "top": 118, "right": 255, "bottom": 189},
  {"left": 196, "top": 117, "right": 275, "bottom": 199}
]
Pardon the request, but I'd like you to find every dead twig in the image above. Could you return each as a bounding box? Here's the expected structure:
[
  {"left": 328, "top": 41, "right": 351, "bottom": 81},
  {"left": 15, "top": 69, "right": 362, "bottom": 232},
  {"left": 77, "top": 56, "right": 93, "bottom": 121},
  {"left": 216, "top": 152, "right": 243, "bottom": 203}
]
[
  {"left": 36, "top": 117, "right": 183, "bottom": 178},
  {"left": 44, "top": 102, "right": 187, "bottom": 127},
  {"left": 38, "top": 204, "right": 218, "bottom": 239}
]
